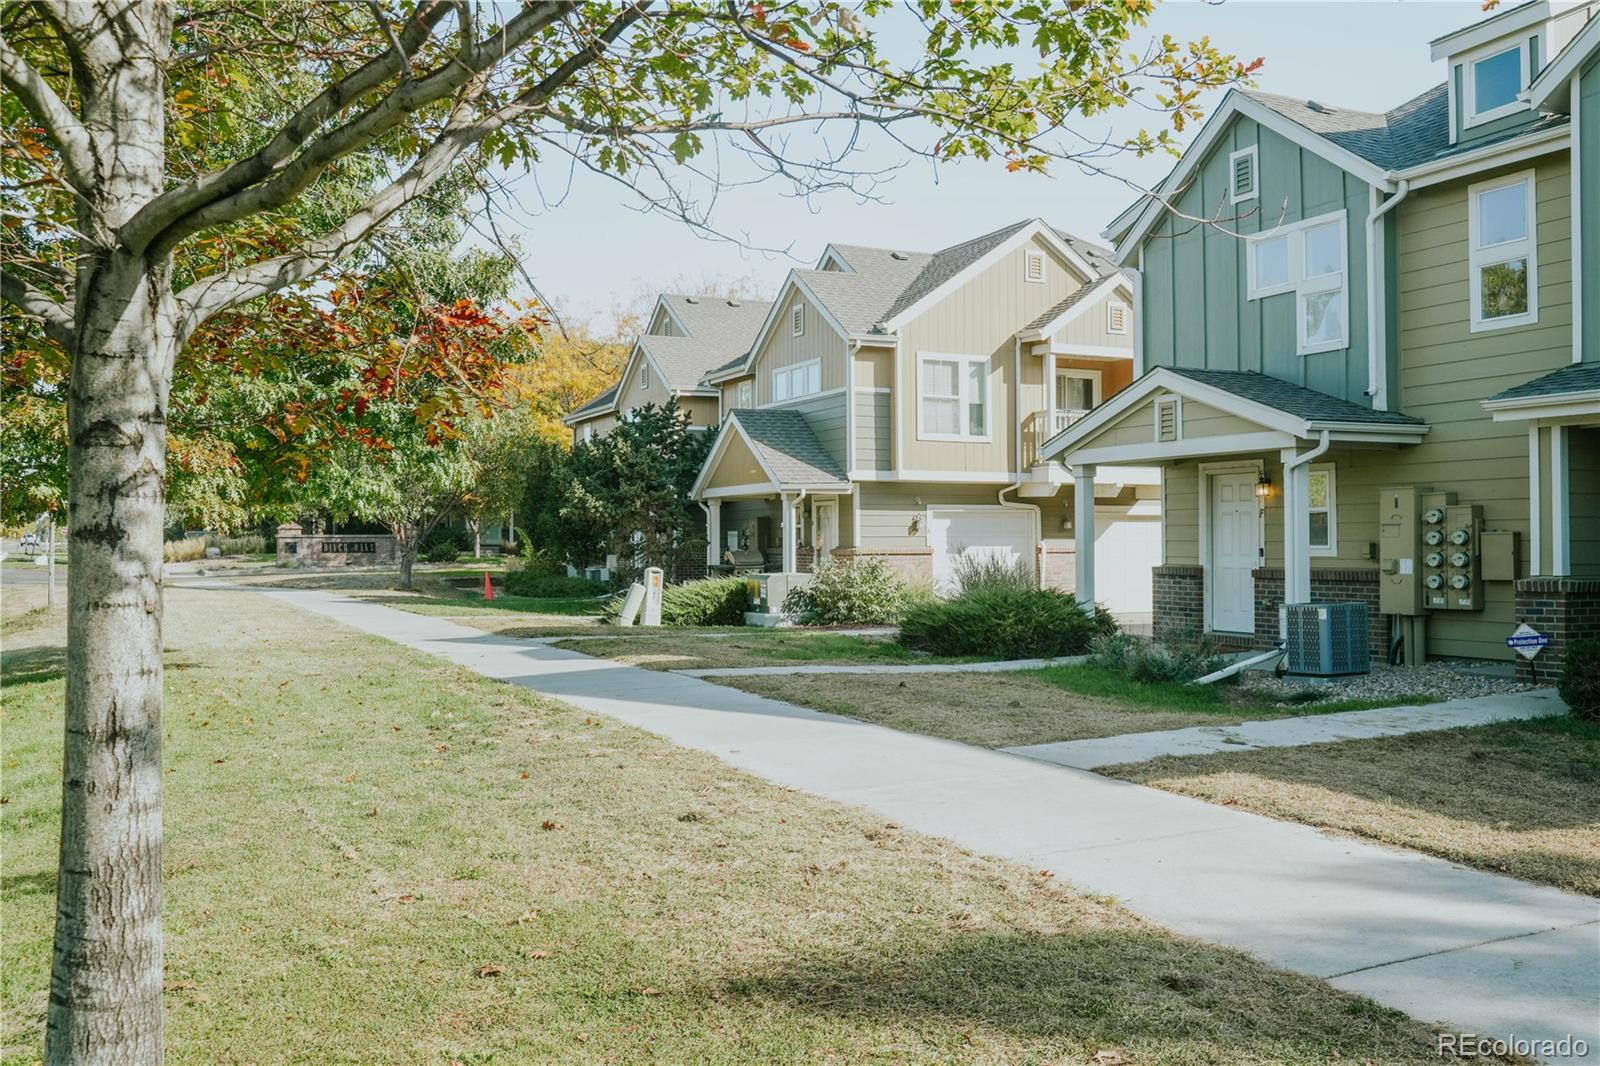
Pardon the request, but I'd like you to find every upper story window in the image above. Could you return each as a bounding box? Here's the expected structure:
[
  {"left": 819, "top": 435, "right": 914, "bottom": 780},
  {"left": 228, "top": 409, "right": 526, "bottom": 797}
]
[
  {"left": 1024, "top": 250, "right": 1047, "bottom": 284},
  {"left": 1468, "top": 169, "right": 1537, "bottom": 332},
  {"left": 1246, "top": 209, "right": 1348, "bottom": 356},
  {"left": 1309, "top": 464, "right": 1337, "bottom": 555},
  {"left": 1228, "top": 146, "right": 1258, "bottom": 204},
  {"left": 917, "top": 352, "right": 989, "bottom": 441},
  {"left": 1464, "top": 43, "right": 1527, "bottom": 126},
  {"left": 579, "top": 423, "right": 594, "bottom": 443},
  {"left": 735, "top": 379, "right": 754, "bottom": 408},
  {"left": 790, "top": 304, "right": 805, "bottom": 336},
  {"left": 771, "top": 359, "right": 820, "bottom": 403}
]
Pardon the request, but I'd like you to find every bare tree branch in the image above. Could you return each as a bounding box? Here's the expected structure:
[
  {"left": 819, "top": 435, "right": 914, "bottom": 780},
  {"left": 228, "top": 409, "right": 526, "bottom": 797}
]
[
  {"left": 1, "top": 267, "right": 74, "bottom": 346},
  {"left": 0, "top": 30, "right": 97, "bottom": 196}
]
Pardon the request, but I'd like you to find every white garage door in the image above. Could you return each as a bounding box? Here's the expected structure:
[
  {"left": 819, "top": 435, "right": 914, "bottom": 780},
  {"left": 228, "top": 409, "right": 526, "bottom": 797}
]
[
  {"left": 1094, "top": 511, "right": 1160, "bottom": 618},
  {"left": 928, "top": 508, "right": 1034, "bottom": 595}
]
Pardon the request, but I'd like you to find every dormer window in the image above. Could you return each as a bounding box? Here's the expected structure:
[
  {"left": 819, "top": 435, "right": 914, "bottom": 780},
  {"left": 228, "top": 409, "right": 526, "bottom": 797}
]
[{"left": 1464, "top": 42, "right": 1527, "bottom": 126}]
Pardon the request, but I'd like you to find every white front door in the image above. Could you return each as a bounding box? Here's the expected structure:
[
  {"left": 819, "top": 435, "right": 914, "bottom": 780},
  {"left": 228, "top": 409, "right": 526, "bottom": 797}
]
[
  {"left": 813, "top": 499, "right": 838, "bottom": 564},
  {"left": 1209, "top": 473, "right": 1257, "bottom": 634}
]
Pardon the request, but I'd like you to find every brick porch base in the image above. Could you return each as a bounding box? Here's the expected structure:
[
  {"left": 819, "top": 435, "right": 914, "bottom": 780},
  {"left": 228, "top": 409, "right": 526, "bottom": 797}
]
[{"left": 1513, "top": 577, "right": 1600, "bottom": 684}]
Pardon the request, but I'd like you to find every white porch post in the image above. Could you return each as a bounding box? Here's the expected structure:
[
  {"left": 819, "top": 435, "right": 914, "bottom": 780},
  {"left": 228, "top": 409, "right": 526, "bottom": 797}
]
[
  {"left": 1551, "top": 425, "right": 1570, "bottom": 576},
  {"left": 1281, "top": 450, "right": 1312, "bottom": 606},
  {"left": 706, "top": 500, "right": 722, "bottom": 568},
  {"left": 780, "top": 492, "right": 797, "bottom": 573},
  {"left": 1045, "top": 354, "right": 1057, "bottom": 437},
  {"left": 1073, "top": 464, "right": 1096, "bottom": 606}
]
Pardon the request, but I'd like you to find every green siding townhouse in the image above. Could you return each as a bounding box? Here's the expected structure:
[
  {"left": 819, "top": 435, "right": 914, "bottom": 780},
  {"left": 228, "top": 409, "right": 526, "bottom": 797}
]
[{"left": 1044, "top": 0, "right": 1600, "bottom": 673}]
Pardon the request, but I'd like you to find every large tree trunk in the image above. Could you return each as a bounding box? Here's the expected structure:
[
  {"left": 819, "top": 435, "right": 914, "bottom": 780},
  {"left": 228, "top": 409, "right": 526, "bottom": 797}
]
[{"left": 50, "top": 5, "right": 174, "bottom": 1062}]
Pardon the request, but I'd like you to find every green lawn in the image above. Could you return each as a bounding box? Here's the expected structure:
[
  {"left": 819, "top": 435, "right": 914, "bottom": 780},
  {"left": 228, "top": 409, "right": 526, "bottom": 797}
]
[
  {"left": 0, "top": 589, "right": 1470, "bottom": 1063},
  {"left": 1032, "top": 664, "right": 1436, "bottom": 718}
]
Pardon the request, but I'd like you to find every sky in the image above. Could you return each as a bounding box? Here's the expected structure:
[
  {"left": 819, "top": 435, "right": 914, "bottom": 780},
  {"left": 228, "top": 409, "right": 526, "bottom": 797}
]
[{"left": 490, "top": 1, "right": 1490, "bottom": 334}]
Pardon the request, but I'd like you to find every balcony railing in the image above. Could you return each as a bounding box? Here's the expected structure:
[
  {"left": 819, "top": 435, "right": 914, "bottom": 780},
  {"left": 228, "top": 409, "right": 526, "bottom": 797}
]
[
  {"left": 1053, "top": 408, "right": 1091, "bottom": 434},
  {"left": 1021, "top": 409, "right": 1094, "bottom": 469}
]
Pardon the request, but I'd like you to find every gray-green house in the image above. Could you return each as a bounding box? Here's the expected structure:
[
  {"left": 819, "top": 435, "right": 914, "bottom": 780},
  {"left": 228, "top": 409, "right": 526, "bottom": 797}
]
[{"left": 1043, "top": 0, "right": 1599, "bottom": 670}]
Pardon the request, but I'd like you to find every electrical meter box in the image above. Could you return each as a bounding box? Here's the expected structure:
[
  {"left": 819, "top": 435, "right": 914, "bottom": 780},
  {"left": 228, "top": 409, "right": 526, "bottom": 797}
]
[
  {"left": 1419, "top": 491, "right": 1457, "bottom": 611},
  {"left": 1440, "top": 504, "right": 1483, "bottom": 610},
  {"left": 1378, "top": 487, "right": 1422, "bottom": 615}
]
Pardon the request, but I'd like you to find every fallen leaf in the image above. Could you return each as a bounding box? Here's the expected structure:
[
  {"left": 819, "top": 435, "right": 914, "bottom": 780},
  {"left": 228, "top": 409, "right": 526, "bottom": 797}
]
[
  {"left": 391, "top": 725, "right": 402, "bottom": 732},
  {"left": 514, "top": 911, "right": 538, "bottom": 925},
  {"left": 475, "top": 964, "right": 504, "bottom": 978},
  {"left": 525, "top": 949, "right": 551, "bottom": 959},
  {"left": 342, "top": 772, "right": 357, "bottom": 783},
  {"left": 519, "top": 772, "right": 530, "bottom": 780},
  {"left": 639, "top": 987, "right": 663, "bottom": 996},
  {"left": 574, "top": 1033, "right": 589, "bottom": 1043},
  {"left": 540, "top": 820, "right": 561, "bottom": 831},
  {"left": 1092, "top": 1050, "right": 1130, "bottom": 1066}
]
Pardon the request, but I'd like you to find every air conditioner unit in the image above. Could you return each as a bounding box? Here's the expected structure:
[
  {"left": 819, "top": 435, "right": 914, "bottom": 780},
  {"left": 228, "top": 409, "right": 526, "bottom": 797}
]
[{"left": 1283, "top": 602, "right": 1370, "bottom": 677}]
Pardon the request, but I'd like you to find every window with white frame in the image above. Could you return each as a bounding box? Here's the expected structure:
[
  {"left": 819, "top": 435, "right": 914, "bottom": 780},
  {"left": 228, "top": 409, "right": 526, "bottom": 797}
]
[
  {"left": 1228, "top": 145, "right": 1258, "bottom": 204},
  {"left": 1106, "top": 300, "right": 1128, "bottom": 335},
  {"left": 770, "top": 359, "right": 821, "bottom": 403},
  {"left": 1468, "top": 169, "right": 1537, "bottom": 331},
  {"left": 917, "top": 353, "right": 989, "bottom": 440},
  {"left": 1024, "top": 250, "right": 1047, "bottom": 284},
  {"left": 1462, "top": 42, "right": 1527, "bottom": 127},
  {"left": 790, "top": 303, "right": 804, "bottom": 336},
  {"left": 1246, "top": 210, "right": 1348, "bottom": 355},
  {"left": 1308, "top": 464, "right": 1336, "bottom": 555},
  {"left": 735, "top": 379, "right": 753, "bottom": 408}
]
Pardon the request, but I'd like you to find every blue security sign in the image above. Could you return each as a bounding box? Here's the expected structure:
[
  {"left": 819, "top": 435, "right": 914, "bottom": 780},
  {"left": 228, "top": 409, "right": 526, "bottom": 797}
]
[{"left": 1505, "top": 623, "right": 1550, "bottom": 660}]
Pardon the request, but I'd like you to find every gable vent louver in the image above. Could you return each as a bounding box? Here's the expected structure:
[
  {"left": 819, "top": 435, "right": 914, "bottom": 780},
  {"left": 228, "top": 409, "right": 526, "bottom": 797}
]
[
  {"left": 1156, "top": 397, "right": 1181, "bottom": 443},
  {"left": 1229, "top": 146, "right": 1258, "bottom": 205},
  {"left": 1024, "top": 250, "right": 1047, "bottom": 284}
]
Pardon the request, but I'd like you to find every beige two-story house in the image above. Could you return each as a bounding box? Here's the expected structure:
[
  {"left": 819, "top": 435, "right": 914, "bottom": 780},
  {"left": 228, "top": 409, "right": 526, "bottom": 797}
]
[{"left": 689, "top": 218, "right": 1160, "bottom": 616}]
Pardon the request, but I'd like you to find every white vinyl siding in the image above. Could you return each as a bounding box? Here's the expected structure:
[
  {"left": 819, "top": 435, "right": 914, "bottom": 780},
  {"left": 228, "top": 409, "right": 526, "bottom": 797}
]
[
  {"left": 1468, "top": 169, "right": 1538, "bottom": 332},
  {"left": 917, "top": 353, "right": 989, "bottom": 442},
  {"left": 771, "top": 358, "right": 821, "bottom": 403}
]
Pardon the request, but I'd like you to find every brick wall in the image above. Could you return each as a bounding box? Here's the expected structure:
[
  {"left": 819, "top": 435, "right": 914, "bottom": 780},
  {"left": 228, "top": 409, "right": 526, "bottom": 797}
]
[
  {"left": 1153, "top": 564, "right": 1204, "bottom": 642},
  {"left": 1253, "top": 566, "right": 1387, "bottom": 662},
  {"left": 1041, "top": 546, "right": 1077, "bottom": 595},
  {"left": 1514, "top": 577, "right": 1600, "bottom": 684},
  {"left": 831, "top": 546, "right": 934, "bottom": 585}
]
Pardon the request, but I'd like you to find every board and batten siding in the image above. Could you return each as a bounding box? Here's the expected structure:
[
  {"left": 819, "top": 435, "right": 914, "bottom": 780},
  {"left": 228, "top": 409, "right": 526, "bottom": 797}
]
[
  {"left": 752, "top": 289, "right": 848, "bottom": 404},
  {"left": 895, "top": 234, "right": 1091, "bottom": 475},
  {"left": 1581, "top": 54, "right": 1600, "bottom": 362},
  {"left": 1140, "top": 117, "right": 1376, "bottom": 405},
  {"left": 646, "top": 304, "right": 681, "bottom": 336},
  {"left": 1054, "top": 287, "right": 1136, "bottom": 350}
]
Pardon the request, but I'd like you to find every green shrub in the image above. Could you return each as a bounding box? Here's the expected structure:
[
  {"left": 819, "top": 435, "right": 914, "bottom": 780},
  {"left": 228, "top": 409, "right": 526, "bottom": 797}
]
[
  {"left": 504, "top": 570, "right": 605, "bottom": 598},
  {"left": 950, "top": 550, "right": 1035, "bottom": 595},
  {"left": 782, "top": 558, "right": 908, "bottom": 625},
  {"left": 600, "top": 576, "right": 748, "bottom": 627},
  {"left": 517, "top": 543, "right": 567, "bottom": 578},
  {"left": 1087, "top": 631, "right": 1228, "bottom": 684},
  {"left": 898, "top": 586, "right": 1110, "bottom": 659},
  {"left": 1558, "top": 636, "right": 1600, "bottom": 722},
  {"left": 419, "top": 526, "right": 469, "bottom": 563}
]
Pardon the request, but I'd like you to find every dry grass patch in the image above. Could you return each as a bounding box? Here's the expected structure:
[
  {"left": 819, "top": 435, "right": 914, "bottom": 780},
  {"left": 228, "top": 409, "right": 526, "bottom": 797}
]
[
  {"left": 722, "top": 672, "right": 1258, "bottom": 749},
  {"left": 1, "top": 588, "right": 1478, "bottom": 1063},
  {"left": 552, "top": 630, "right": 923, "bottom": 671},
  {"left": 1107, "top": 716, "right": 1600, "bottom": 896}
]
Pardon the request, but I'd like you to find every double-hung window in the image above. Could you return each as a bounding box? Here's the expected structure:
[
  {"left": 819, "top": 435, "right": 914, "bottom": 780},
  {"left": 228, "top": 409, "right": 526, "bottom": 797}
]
[
  {"left": 735, "top": 379, "right": 754, "bottom": 409},
  {"left": 1308, "top": 464, "right": 1337, "bottom": 556},
  {"left": 1468, "top": 170, "right": 1537, "bottom": 331},
  {"left": 917, "top": 353, "right": 988, "bottom": 441},
  {"left": 770, "top": 359, "right": 821, "bottom": 403},
  {"left": 1246, "top": 210, "right": 1348, "bottom": 355}
]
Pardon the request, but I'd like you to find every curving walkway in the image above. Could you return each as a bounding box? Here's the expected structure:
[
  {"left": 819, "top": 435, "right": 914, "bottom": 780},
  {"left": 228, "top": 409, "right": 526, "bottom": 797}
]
[{"left": 248, "top": 585, "right": 1600, "bottom": 1064}]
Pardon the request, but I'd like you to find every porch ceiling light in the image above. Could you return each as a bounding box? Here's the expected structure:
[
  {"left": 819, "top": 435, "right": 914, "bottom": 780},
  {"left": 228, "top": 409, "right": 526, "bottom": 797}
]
[{"left": 1254, "top": 471, "right": 1273, "bottom": 499}]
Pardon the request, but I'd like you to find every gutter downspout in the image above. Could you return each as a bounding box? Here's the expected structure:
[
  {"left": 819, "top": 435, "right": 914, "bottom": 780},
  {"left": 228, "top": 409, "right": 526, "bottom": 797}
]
[
  {"left": 999, "top": 334, "right": 1046, "bottom": 589},
  {"left": 1365, "top": 179, "right": 1409, "bottom": 410}
]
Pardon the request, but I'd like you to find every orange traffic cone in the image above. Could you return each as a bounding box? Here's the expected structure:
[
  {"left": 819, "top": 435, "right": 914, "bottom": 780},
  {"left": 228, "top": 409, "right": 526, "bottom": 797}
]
[{"left": 483, "top": 571, "right": 495, "bottom": 601}]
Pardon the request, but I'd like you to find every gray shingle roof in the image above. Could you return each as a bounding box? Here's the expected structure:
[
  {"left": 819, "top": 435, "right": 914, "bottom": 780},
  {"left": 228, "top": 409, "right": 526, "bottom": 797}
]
[
  {"left": 730, "top": 409, "right": 849, "bottom": 488},
  {"left": 878, "top": 219, "right": 1035, "bottom": 324},
  {"left": 1245, "top": 84, "right": 1569, "bottom": 174},
  {"left": 1166, "top": 368, "right": 1425, "bottom": 426},
  {"left": 660, "top": 294, "right": 771, "bottom": 354},
  {"left": 566, "top": 383, "right": 619, "bottom": 422},
  {"left": 1024, "top": 274, "right": 1121, "bottom": 333},
  {"left": 1486, "top": 363, "right": 1600, "bottom": 403}
]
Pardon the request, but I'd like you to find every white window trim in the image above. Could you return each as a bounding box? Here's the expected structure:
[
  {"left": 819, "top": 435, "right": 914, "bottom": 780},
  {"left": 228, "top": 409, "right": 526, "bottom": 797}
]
[
  {"left": 1228, "top": 145, "right": 1259, "bottom": 204},
  {"left": 770, "top": 358, "right": 822, "bottom": 404},
  {"left": 1106, "top": 299, "right": 1129, "bottom": 335},
  {"left": 735, "top": 380, "right": 754, "bottom": 408},
  {"left": 1467, "top": 168, "right": 1539, "bottom": 333},
  {"left": 1308, "top": 463, "right": 1337, "bottom": 557},
  {"left": 640, "top": 364, "right": 650, "bottom": 389},
  {"left": 790, "top": 303, "right": 805, "bottom": 337},
  {"left": 916, "top": 352, "right": 991, "bottom": 443},
  {"left": 1055, "top": 367, "right": 1103, "bottom": 413},
  {"left": 1246, "top": 208, "right": 1350, "bottom": 356},
  {"left": 1461, "top": 40, "right": 1530, "bottom": 129},
  {"left": 1024, "top": 249, "right": 1048, "bottom": 285},
  {"left": 1154, "top": 395, "right": 1182, "bottom": 443}
]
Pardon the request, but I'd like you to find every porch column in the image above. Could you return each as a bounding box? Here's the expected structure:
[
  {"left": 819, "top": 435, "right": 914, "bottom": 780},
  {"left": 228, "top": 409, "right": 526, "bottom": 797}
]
[
  {"left": 706, "top": 500, "right": 722, "bottom": 567},
  {"left": 1551, "top": 425, "right": 1570, "bottom": 576},
  {"left": 1281, "top": 450, "right": 1312, "bottom": 606},
  {"left": 1073, "top": 465, "right": 1095, "bottom": 606},
  {"left": 780, "top": 492, "right": 797, "bottom": 573},
  {"left": 1045, "top": 354, "right": 1057, "bottom": 438}
]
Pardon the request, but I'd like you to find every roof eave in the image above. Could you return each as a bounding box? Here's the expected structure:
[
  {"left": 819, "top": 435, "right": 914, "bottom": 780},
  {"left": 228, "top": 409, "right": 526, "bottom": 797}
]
[{"left": 1394, "top": 123, "right": 1570, "bottom": 187}]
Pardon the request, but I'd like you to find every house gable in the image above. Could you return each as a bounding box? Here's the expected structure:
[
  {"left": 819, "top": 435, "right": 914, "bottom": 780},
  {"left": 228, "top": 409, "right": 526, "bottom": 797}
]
[{"left": 746, "top": 280, "right": 848, "bottom": 406}]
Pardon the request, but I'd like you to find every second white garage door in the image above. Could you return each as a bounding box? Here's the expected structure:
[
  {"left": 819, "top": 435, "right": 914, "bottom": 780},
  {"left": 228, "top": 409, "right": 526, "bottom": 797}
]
[{"left": 927, "top": 508, "right": 1035, "bottom": 594}]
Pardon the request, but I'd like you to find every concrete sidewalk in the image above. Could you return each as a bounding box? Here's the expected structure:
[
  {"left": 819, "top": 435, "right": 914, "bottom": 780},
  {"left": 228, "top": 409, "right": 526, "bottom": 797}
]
[
  {"left": 254, "top": 586, "right": 1600, "bottom": 1064},
  {"left": 1008, "top": 688, "right": 1567, "bottom": 769}
]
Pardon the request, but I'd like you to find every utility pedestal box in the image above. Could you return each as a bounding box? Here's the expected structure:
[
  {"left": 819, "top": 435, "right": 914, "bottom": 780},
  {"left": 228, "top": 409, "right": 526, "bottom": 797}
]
[{"left": 1379, "top": 487, "right": 1422, "bottom": 616}]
